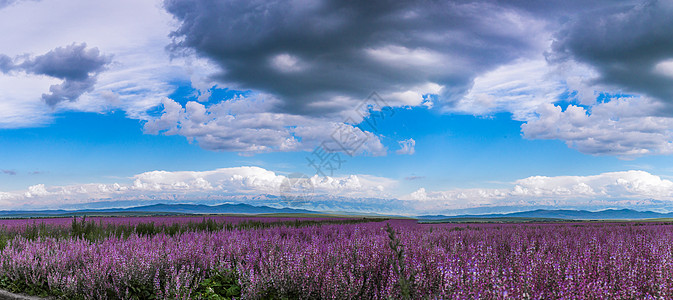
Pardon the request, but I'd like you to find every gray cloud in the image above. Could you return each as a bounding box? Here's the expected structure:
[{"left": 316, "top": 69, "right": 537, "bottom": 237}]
[
  {"left": 0, "top": 54, "right": 12, "bottom": 72},
  {"left": 163, "top": 0, "right": 547, "bottom": 116},
  {"left": 21, "top": 44, "right": 109, "bottom": 80},
  {"left": 19, "top": 43, "right": 112, "bottom": 105},
  {"left": 40, "top": 76, "right": 99, "bottom": 106},
  {"left": 522, "top": 97, "right": 673, "bottom": 157},
  {"left": 1, "top": 43, "right": 112, "bottom": 106},
  {"left": 548, "top": 0, "right": 673, "bottom": 104},
  {"left": 497, "top": 0, "right": 631, "bottom": 18},
  {"left": 158, "top": 0, "right": 673, "bottom": 158}
]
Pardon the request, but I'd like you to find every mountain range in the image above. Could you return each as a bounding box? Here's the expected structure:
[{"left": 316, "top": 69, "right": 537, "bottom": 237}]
[
  {"left": 419, "top": 208, "right": 673, "bottom": 221},
  {"left": 2, "top": 204, "right": 673, "bottom": 221},
  {"left": 0, "top": 203, "right": 319, "bottom": 218}
]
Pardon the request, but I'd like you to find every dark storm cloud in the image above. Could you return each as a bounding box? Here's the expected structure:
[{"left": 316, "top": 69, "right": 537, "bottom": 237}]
[
  {"left": 163, "top": 0, "right": 546, "bottom": 115},
  {"left": 19, "top": 43, "right": 112, "bottom": 105},
  {"left": 497, "top": 0, "right": 629, "bottom": 17},
  {"left": 548, "top": 0, "right": 673, "bottom": 103}
]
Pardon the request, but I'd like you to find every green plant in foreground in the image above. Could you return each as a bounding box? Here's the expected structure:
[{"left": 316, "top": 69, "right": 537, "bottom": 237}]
[
  {"left": 196, "top": 268, "right": 242, "bottom": 300},
  {"left": 385, "top": 223, "right": 416, "bottom": 300},
  {"left": 0, "top": 275, "right": 63, "bottom": 298}
]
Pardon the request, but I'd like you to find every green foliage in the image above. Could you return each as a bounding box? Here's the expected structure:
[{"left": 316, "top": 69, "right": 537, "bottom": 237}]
[
  {"left": 385, "top": 223, "right": 417, "bottom": 300},
  {"left": 71, "top": 216, "right": 106, "bottom": 241},
  {"left": 195, "top": 269, "right": 242, "bottom": 300},
  {"left": 126, "top": 281, "right": 157, "bottom": 300},
  {"left": 0, "top": 275, "right": 63, "bottom": 298}
]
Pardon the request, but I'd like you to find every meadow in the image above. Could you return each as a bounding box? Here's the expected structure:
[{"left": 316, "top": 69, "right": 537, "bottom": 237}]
[{"left": 1, "top": 216, "right": 673, "bottom": 299}]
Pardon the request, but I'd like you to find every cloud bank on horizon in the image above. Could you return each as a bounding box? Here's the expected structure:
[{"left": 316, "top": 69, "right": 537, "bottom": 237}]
[
  {"left": 2, "top": 167, "right": 673, "bottom": 215},
  {"left": 1, "top": 0, "right": 673, "bottom": 212}
]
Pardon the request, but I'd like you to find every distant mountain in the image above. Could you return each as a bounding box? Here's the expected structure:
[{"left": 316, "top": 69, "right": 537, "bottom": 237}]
[
  {"left": 122, "top": 203, "right": 319, "bottom": 214},
  {"left": 418, "top": 208, "right": 673, "bottom": 221},
  {"left": 0, "top": 203, "right": 320, "bottom": 218},
  {"left": 4, "top": 205, "right": 673, "bottom": 221}
]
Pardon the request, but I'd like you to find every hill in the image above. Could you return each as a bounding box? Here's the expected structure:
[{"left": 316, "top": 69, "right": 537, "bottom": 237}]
[
  {"left": 0, "top": 203, "right": 320, "bottom": 218},
  {"left": 418, "top": 208, "right": 673, "bottom": 222}
]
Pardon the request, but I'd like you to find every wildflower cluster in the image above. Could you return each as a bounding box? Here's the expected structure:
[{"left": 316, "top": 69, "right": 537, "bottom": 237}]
[{"left": 2, "top": 218, "right": 673, "bottom": 299}]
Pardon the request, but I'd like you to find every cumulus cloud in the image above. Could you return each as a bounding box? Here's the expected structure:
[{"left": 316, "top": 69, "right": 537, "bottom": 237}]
[
  {"left": 0, "top": 166, "right": 396, "bottom": 209},
  {"left": 1, "top": 0, "right": 669, "bottom": 160},
  {"left": 522, "top": 97, "right": 673, "bottom": 157},
  {"left": 548, "top": 0, "right": 673, "bottom": 104},
  {"left": 402, "top": 170, "right": 673, "bottom": 212},
  {"left": 20, "top": 43, "right": 112, "bottom": 105},
  {"left": 24, "top": 183, "right": 50, "bottom": 198},
  {"left": 159, "top": 0, "right": 673, "bottom": 159},
  {"left": 19, "top": 44, "right": 109, "bottom": 80},
  {"left": 0, "top": 0, "right": 193, "bottom": 128},
  {"left": 511, "top": 171, "right": 673, "bottom": 199},
  {"left": 144, "top": 96, "right": 387, "bottom": 155},
  {"left": 1, "top": 43, "right": 112, "bottom": 106},
  {"left": 163, "top": 0, "right": 548, "bottom": 116},
  {"left": 2, "top": 167, "right": 673, "bottom": 214},
  {"left": 2, "top": 0, "right": 672, "bottom": 162},
  {"left": 447, "top": 0, "right": 673, "bottom": 157}
]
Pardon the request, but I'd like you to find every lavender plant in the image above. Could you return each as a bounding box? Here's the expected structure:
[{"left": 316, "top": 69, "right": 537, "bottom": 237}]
[{"left": 2, "top": 219, "right": 673, "bottom": 299}]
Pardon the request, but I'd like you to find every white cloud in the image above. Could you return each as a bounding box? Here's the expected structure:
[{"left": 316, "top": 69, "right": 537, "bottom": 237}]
[
  {"left": 448, "top": 47, "right": 673, "bottom": 159},
  {"left": 0, "top": 166, "right": 397, "bottom": 209},
  {"left": 0, "top": 73, "right": 57, "bottom": 127},
  {"left": 24, "top": 184, "right": 49, "bottom": 198},
  {"left": 3, "top": 168, "right": 673, "bottom": 213},
  {"left": 402, "top": 170, "right": 673, "bottom": 211},
  {"left": 365, "top": 45, "right": 447, "bottom": 68},
  {"left": 0, "top": 0, "right": 668, "bottom": 161},
  {"left": 309, "top": 174, "right": 395, "bottom": 198},
  {"left": 522, "top": 97, "right": 673, "bottom": 157},
  {"left": 0, "top": 0, "right": 209, "bottom": 126},
  {"left": 380, "top": 82, "right": 444, "bottom": 107},
  {"left": 144, "top": 96, "right": 388, "bottom": 156},
  {"left": 131, "top": 167, "right": 282, "bottom": 193},
  {"left": 654, "top": 59, "right": 673, "bottom": 79},
  {"left": 270, "top": 53, "right": 305, "bottom": 73},
  {"left": 396, "top": 138, "right": 416, "bottom": 155},
  {"left": 453, "top": 59, "right": 565, "bottom": 121},
  {"left": 511, "top": 171, "right": 673, "bottom": 199}
]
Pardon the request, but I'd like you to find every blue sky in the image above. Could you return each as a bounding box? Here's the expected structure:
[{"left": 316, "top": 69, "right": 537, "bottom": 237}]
[{"left": 1, "top": 0, "right": 673, "bottom": 214}]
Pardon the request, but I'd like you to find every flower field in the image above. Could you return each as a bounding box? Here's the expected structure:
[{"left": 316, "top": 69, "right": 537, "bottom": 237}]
[{"left": 2, "top": 217, "right": 673, "bottom": 299}]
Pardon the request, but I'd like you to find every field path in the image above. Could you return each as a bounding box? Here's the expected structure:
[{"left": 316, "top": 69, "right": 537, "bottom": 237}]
[{"left": 0, "top": 290, "right": 48, "bottom": 300}]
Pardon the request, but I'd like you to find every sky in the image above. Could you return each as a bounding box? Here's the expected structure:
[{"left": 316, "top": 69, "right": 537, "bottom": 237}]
[{"left": 1, "top": 0, "right": 673, "bottom": 215}]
